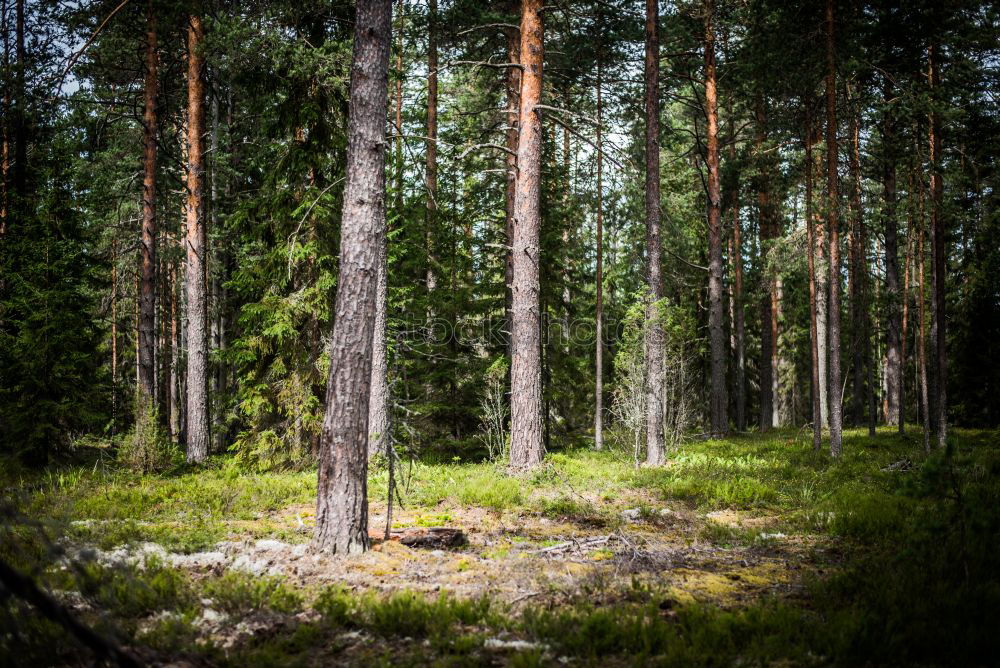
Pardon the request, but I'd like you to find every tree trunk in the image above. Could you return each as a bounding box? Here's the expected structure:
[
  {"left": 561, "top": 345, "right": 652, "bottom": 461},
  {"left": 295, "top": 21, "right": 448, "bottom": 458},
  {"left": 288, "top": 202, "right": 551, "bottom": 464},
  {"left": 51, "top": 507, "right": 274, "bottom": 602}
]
[
  {"left": 847, "top": 106, "right": 864, "bottom": 427},
  {"left": 825, "top": 0, "right": 843, "bottom": 457},
  {"left": 805, "top": 108, "right": 822, "bottom": 450},
  {"left": 169, "top": 245, "right": 180, "bottom": 441},
  {"left": 901, "top": 175, "right": 914, "bottom": 433},
  {"left": 369, "top": 0, "right": 405, "bottom": 459},
  {"left": 755, "top": 98, "right": 773, "bottom": 432},
  {"left": 11, "top": 0, "right": 23, "bottom": 201},
  {"left": 727, "top": 94, "right": 746, "bottom": 432},
  {"left": 313, "top": 0, "right": 392, "bottom": 554},
  {"left": 594, "top": 49, "right": 604, "bottom": 450},
  {"left": 882, "top": 83, "right": 901, "bottom": 430},
  {"left": 1, "top": 0, "right": 9, "bottom": 237},
  {"left": 508, "top": 0, "right": 544, "bottom": 471},
  {"left": 184, "top": 12, "right": 210, "bottom": 463},
  {"left": 425, "top": 0, "right": 438, "bottom": 310},
  {"left": 504, "top": 10, "right": 520, "bottom": 361},
  {"left": 813, "top": 143, "right": 829, "bottom": 429},
  {"left": 704, "top": 0, "right": 727, "bottom": 438},
  {"left": 139, "top": 0, "right": 158, "bottom": 406},
  {"left": 916, "top": 158, "right": 931, "bottom": 452},
  {"left": 644, "top": 0, "right": 666, "bottom": 464},
  {"left": 928, "top": 43, "right": 947, "bottom": 451}
]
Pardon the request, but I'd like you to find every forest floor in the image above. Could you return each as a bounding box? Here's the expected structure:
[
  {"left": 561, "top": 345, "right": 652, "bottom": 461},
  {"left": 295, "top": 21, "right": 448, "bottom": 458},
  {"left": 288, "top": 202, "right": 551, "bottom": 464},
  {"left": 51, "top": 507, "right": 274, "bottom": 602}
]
[{"left": 2, "top": 427, "right": 999, "bottom": 666}]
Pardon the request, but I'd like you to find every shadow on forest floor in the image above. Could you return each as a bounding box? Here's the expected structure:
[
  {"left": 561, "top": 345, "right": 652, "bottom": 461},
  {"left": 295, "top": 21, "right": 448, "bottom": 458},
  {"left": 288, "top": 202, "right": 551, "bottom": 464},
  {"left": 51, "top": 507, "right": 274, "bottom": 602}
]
[{"left": 2, "top": 427, "right": 999, "bottom": 665}]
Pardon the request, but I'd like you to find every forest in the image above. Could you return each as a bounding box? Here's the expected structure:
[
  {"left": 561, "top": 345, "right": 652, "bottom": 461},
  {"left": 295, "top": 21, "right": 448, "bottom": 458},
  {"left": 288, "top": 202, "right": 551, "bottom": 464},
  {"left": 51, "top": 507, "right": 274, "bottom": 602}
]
[{"left": 1, "top": 0, "right": 999, "bottom": 664}]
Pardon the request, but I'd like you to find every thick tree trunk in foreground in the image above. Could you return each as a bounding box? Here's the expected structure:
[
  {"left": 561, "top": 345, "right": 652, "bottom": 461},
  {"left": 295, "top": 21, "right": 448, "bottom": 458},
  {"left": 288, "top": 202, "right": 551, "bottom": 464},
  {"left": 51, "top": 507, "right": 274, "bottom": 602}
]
[
  {"left": 644, "top": 0, "right": 666, "bottom": 464},
  {"left": 755, "top": 99, "right": 773, "bottom": 432},
  {"left": 508, "top": 0, "right": 544, "bottom": 470},
  {"left": 185, "top": 12, "right": 210, "bottom": 463},
  {"left": 805, "top": 109, "right": 822, "bottom": 451},
  {"left": 594, "top": 51, "right": 605, "bottom": 450},
  {"left": 928, "top": 44, "right": 947, "bottom": 451},
  {"left": 425, "top": 0, "right": 438, "bottom": 308},
  {"left": 139, "top": 0, "right": 158, "bottom": 406},
  {"left": 825, "top": 0, "right": 844, "bottom": 457},
  {"left": 314, "top": 0, "right": 392, "bottom": 554},
  {"left": 704, "top": 0, "right": 727, "bottom": 438}
]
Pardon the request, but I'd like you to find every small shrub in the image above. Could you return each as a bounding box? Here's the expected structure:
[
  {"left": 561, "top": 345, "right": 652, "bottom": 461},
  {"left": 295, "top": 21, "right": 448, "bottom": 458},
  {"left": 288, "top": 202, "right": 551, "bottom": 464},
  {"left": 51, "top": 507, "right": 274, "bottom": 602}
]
[{"left": 116, "top": 399, "right": 178, "bottom": 473}]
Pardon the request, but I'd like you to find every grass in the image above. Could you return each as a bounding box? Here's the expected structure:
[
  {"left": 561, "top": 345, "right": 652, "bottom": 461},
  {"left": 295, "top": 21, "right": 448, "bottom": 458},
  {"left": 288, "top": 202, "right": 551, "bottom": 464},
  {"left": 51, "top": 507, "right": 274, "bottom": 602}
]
[{"left": 3, "top": 427, "right": 999, "bottom": 664}]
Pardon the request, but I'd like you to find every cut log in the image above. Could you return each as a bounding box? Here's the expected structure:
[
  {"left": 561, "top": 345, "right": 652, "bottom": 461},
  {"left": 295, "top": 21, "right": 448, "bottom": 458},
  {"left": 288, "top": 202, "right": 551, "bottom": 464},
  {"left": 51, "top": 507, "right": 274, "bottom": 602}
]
[{"left": 369, "top": 527, "right": 466, "bottom": 549}]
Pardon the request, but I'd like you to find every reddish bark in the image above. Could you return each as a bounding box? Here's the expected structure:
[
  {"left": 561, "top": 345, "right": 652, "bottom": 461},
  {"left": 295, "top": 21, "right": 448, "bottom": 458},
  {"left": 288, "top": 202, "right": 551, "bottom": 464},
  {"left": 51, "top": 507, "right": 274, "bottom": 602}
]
[
  {"left": 185, "top": 12, "right": 210, "bottom": 462},
  {"left": 508, "top": 0, "right": 544, "bottom": 470},
  {"left": 704, "top": 0, "right": 727, "bottom": 437},
  {"left": 139, "top": 0, "right": 158, "bottom": 405}
]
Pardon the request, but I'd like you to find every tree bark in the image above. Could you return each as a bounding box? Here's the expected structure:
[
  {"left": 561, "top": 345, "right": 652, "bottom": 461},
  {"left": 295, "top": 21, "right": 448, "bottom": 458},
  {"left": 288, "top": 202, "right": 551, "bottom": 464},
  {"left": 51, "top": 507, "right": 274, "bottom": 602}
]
[
  {"left": 184, "top": 12, "right": 209, "bottom": 463},
  {"left": 882, "top": 81, "right": 901, "bottom": 430},
  {"left": 805, "top": 108, "right": 822, "bottom": 450},
  {"left": 847, "top": 105, "right": 864, "bottom": 427},
  {"left": 11, "top": 0, "right": 23, "bottom": 201},
  {"left": 139, "top": 0, "right": 158, "bottom": 406},
  {"left": 901, "top": 174, "right": 914, "bottom": 434},
  {"left": 916, "top": 156, "right": 931, "bottom": 452},
  {"left": 369, "top": 0, "right": 406, "bottom": 459},
  {"left": 928, "top": 43, "right": 947, "bottom": 451},
  {"left": 726, "top": 90, "right": 745, "bottom": 432},
  {"left": 425, "top": 0, "right": 438, "bottom": 309},
  {"left": 755, "top": 98, "right": 773, "bottom": 432},
  {"left": 169, "top": 243, "right": 180, "bottom": 441},
  {"left": 704, "top": 0, "right": 727, "bottom": 438},
  {"left": 508, "top": 0, "right": 544, "bottom": 471},
  {"left": 644, "top": 0, "right": 666, "bottom": 464},
  {"left": 0, "top": 0, "right": 9, "bottom": 237},
  {"left": 594, "top": 49, "right": 604, "bottom": 450},
  {"left": 313, "top": 0, "right": 392, "bottom": 554},
  {"left": 825, "top": 0, "right": 844, "bottom": 457}
]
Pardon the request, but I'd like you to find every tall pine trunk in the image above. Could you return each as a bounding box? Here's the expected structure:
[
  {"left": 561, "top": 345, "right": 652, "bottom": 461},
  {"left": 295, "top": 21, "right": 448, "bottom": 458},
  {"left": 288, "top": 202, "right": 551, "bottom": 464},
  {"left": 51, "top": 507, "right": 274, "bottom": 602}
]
[
  {"left": 594, "top": 49, "right": 605, "bottom": 450},
  {"left": 755, "top": 98, "right": 773, "bottom": 432},
  {"left": 184, "top": 12, "right": 209, "bottom": 462},
  {"left": 928, "top": 43, "right": 947, "bottom": 451},
  {"left": 805, "top": 107, "right": 822, "bottom": 450},
  {"left": 727, "top": 90, "right": 746, "bottom": 432},
  {"left": 825, "top": 0, "right": 844, "bottom": 457},
  {"left": 644, "top": 0, "right": 666, "bottom": 464},
  {"left": 313, "top": 0, "right": 392, "bottom": 554},
  {"left": 916, "top": 157, "right": 931, "bottom": 452},
  {"left": 425, "top": 0, "right": 438, "bottom": 311},
  {"left": 882, "top": 81, "right": 902, "bottom": 430},
  {"left": 369, "top": 1, "right": 406, "bottom": 458},
  {"left": 847, "top": 106, "right": 864, "bottom": 426},
  {"left": 139, "top": 0, "right": 158, "bottom": 406},
  {"left": 704, "top": 0, "right": 727, "bottom": 437},
  {"left": 508, "top": 0, "right": 544, "bottom": 470}
]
